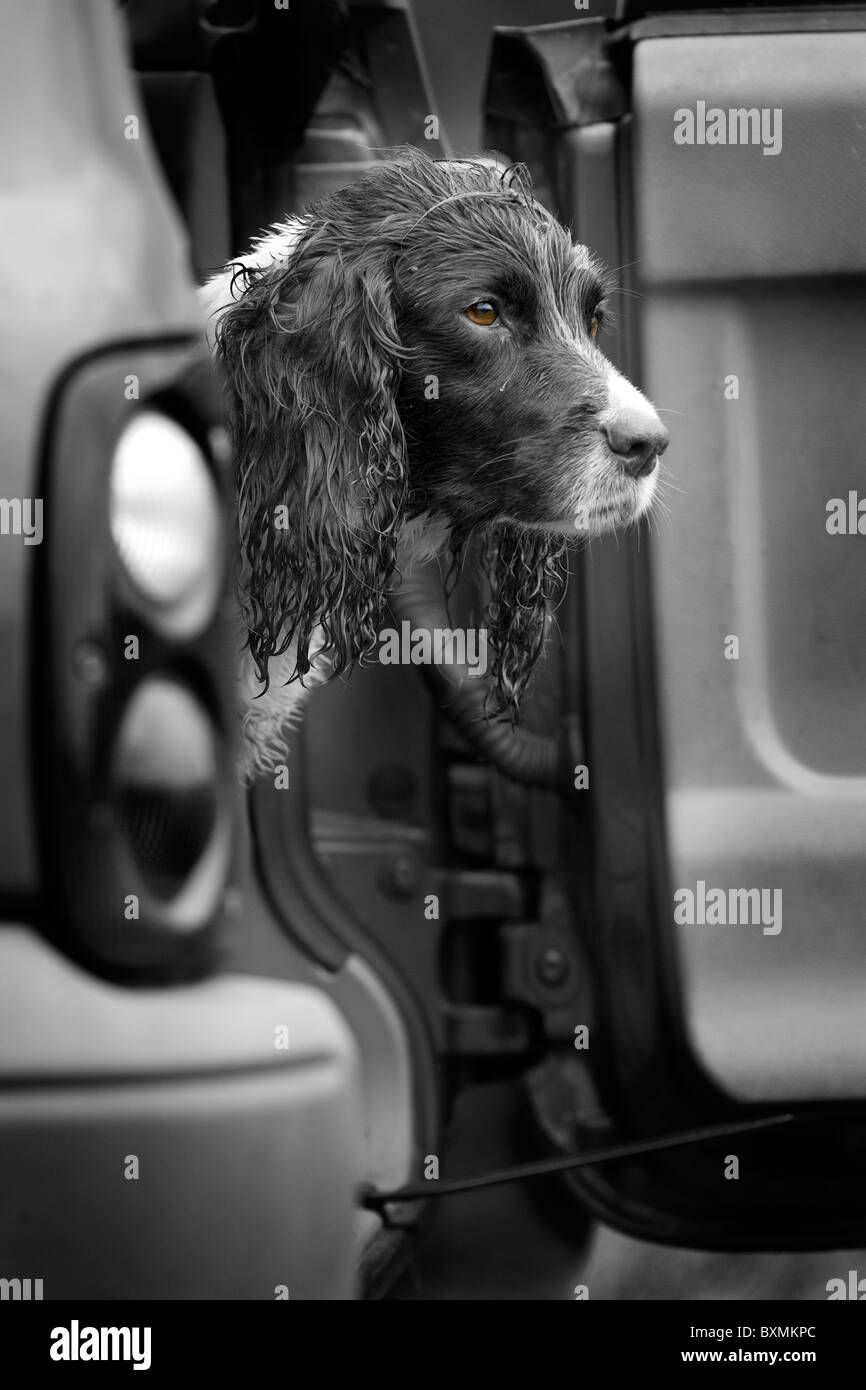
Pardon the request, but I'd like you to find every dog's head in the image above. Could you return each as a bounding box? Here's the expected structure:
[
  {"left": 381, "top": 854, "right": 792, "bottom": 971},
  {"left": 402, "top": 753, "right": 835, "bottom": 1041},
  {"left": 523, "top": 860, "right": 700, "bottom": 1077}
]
[{"left": 212, "top": 150, "right": 668, "bottom": 715}]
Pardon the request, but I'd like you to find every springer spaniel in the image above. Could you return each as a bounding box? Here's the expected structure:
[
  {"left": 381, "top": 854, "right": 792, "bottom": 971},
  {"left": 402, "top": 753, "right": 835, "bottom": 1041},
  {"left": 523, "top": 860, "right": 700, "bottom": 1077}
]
[{"left": 200, "top": 151, "right": 669, "bottom": 781}]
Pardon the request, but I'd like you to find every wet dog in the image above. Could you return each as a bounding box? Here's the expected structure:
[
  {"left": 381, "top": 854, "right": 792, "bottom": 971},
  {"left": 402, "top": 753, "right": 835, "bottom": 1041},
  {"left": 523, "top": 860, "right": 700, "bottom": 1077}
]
[{"left": 201, "top": 151, "right": 669, "bottom": 779}]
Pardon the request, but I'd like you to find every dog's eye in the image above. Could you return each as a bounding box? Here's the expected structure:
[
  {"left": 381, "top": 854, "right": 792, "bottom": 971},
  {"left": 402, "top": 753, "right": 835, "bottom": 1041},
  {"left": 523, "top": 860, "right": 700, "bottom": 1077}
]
[
  {"left": 465, "top": 300, "right": 499, "bottom": 326},
  {"left": 590, "top": 313, "right": 601, "bottom": 339}
]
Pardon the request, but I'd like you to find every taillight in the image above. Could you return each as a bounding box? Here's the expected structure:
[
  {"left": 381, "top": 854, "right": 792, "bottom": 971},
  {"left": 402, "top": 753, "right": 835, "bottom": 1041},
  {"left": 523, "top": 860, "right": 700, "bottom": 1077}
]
[
  {"left": 109, "top": 410, "right": 223, "bottom": 637},
  {"left": 35, "top": 343, "right": 238, "bottom": 978}
]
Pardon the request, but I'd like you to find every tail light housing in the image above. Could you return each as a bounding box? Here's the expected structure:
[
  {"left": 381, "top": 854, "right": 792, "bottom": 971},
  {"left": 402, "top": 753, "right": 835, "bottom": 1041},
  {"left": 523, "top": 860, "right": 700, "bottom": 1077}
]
[{"left": 34, "top": 341, "right": 238, "bottom": 978}]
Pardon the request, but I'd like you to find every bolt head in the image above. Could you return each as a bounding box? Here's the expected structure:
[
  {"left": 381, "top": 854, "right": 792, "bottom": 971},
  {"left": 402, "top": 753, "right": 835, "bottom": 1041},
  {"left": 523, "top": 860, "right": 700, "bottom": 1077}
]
[
  {"left": 379, "top": 854, "right": 420, "bottom": 900},
  {"left": 72, "top": 640, "right": 108, "bottom": 686},
  {"left": 536, "top": 947, "right": 569, "bottom": 988}
]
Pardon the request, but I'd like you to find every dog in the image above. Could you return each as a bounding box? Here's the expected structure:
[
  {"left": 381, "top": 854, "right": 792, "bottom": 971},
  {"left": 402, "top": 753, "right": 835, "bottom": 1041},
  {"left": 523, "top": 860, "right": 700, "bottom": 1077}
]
[{"left": 200, "top": 150, "right": 669, "bottom": 781}]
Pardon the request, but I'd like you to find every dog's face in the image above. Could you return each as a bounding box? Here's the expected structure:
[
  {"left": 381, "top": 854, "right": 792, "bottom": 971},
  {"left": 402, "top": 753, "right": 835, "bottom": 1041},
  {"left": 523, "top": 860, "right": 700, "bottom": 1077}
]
[
  {"left": 214, "top": 152, "right": 670, "bottom": 718},
  {"left": 391, "top": 182, "right": 668, "bottom": 539}
]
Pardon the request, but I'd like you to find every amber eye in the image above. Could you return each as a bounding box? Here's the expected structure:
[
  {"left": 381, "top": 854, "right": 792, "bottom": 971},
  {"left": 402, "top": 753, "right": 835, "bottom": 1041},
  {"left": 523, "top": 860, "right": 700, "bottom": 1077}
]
[
  {"left": 590, "top": 314, "right": 600, "bottom": 339},
  {"left": 465, "top": 300, "right": 499, "bottom": 326}
]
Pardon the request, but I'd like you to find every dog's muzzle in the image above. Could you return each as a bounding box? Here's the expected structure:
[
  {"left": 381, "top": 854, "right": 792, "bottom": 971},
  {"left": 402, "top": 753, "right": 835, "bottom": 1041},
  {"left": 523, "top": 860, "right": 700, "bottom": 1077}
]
[
  {"left": 562, "top": 366, "right": 669, "bottom": 537},
  {"left": 599, "top": 369, "right": 669, "bottom": 480}
]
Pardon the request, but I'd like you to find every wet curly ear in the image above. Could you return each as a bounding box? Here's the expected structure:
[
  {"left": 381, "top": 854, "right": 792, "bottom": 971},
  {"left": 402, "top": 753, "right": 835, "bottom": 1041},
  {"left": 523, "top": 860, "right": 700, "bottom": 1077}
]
[
  {"left": 214, "top": 237, "right": 408, "bottom": 692},
  {"left": 475, "top": 525, "right": 568, "bottom": 720}
]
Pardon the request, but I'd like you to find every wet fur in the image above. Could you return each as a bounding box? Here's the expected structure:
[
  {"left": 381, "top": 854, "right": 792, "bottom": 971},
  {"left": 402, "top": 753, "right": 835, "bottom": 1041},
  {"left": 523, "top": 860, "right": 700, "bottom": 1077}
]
[{"left": 202, "top": 150, "right": 663, "bottom": 779}]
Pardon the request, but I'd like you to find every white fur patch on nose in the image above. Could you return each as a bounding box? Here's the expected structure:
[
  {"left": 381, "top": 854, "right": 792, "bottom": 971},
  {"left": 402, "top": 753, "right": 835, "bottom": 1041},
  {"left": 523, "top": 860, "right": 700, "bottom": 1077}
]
[{"left": 601, "top": 365, "right": 664, "bottom": 436}]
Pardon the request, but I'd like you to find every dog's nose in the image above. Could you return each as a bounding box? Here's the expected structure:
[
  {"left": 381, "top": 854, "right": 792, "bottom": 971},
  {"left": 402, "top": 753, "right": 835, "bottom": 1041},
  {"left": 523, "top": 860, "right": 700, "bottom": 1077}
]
[{"left": 601, "top": 412, "right": 670, "bottom": 478}]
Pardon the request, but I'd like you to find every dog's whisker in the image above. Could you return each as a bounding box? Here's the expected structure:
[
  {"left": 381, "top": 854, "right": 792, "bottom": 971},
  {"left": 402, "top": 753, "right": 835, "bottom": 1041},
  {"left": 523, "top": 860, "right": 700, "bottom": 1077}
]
[
  {"left": 604, "top": 258, "right": 643, "bottom": 277},
  {"left": 654, "top": 475, "right": 687, "bottom": 496},
  {"left": 607, "top": 286, "right": 652, "bottom": 305}
]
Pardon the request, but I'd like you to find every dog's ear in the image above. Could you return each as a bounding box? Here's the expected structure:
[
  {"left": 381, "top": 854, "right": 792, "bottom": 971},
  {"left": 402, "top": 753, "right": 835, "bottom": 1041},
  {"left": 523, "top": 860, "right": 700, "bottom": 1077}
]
[
  {"left": 477, "top": 526, "right": 567, "bottom": 720},
  {"left": 215, "top": 238, "right": 407, "bottom": 690}
]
